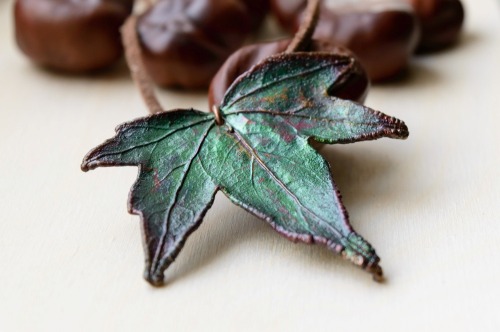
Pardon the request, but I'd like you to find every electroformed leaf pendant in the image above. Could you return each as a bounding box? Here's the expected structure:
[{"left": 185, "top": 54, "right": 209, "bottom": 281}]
[{"left": 82, "top": 52, "right": 409, "bottom": 286}]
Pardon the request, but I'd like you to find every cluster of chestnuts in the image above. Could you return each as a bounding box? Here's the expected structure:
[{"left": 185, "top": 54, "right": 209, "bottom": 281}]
[
  {"left": 14, "top": 0, "right": 465, "bottom": 92},
  {"left": 270, "top": 0, "right": 464, "bottom": 81}
]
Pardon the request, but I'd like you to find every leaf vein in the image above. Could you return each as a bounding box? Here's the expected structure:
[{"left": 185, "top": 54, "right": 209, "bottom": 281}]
[
  {"left": 223, "top": 64, "right": 331, "bottom": 110},
  {"left": 149, "top": 122, "right": 214, "bottom": 276},
  {"left": 231, "top": 130, "right": 343, "bottom": 239},
  {"left": 88, "top": 118, "right": 213, "bottom": 164}
]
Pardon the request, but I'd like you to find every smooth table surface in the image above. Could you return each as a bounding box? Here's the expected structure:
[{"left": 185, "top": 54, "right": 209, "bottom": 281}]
[{"left": 0, "top": 0, "right": 499, "bottom": 331}]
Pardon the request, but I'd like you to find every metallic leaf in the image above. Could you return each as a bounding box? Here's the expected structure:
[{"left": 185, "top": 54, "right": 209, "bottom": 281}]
[
  {"left": 82, "top": 52, "right": 408, "bottom": 285},
  {"left": 82, "top": 110, "right": 218, "bottom": 285}
]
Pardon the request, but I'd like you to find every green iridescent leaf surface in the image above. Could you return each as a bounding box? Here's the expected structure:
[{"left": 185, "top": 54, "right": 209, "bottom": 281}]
[
  {"left": 82, "top": 52, "right": 409, "bottom": 285},
  {"left": 221, "top": 53, "right": 407, "bottom": 143},
  {"left": 82, "top": 110, "right": 217, "bottom": 285}
]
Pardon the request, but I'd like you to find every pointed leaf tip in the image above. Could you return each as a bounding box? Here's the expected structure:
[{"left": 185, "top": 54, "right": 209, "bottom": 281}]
[
  {"left": 81, "top": 161, "right": 90, "bottom": 172},
  {"left": 369, "top": 264, "right": 384, "bottom": 283},
  {"left": 144, "top": 268, "right": 165, "bottom": 287},
  {"left": 81, "top": 153, "right": 96, "bottom": 172},
  {"left": 81, "top": 151, "right": 99, "bottom": 172},
  {"left": 376, "top": 111, "right": 409, "bottom": 140}
]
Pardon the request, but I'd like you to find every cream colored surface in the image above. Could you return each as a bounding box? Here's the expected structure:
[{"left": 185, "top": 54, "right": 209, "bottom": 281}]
[{"left": 1, "top": 1, "right": 499, "bottom": 331}]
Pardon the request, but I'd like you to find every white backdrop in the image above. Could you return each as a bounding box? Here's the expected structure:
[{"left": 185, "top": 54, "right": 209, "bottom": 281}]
[{"left": 0, "top": 0, "right": 499, "bottom": 331}]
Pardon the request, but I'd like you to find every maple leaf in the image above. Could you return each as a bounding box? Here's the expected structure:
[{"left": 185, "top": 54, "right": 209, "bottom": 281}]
[{"left": 82, "top": 52, "right": 409, "bottom": 286}]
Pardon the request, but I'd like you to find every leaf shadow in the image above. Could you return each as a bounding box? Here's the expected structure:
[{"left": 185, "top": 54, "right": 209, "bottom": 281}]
[
  {"left": 320, "top": 145, "right": 397, "bottom": 211},
  {"left": 164, "top": 145, "right": 400, "bottom": 286},
  {"left": 163, "top": 196, "right": 268, "bottom": 285}
]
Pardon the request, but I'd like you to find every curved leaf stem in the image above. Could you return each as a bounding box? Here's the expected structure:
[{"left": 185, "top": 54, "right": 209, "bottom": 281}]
[
  {"left": 122, "top": 15, "right": 164, "bottom": 115},
  {"left": 285, "top": 0, "right": 321, "bottom": 53}
]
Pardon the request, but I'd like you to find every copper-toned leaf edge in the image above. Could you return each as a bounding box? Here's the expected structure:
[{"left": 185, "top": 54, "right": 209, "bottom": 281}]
[{"left": 81, "top": 109, "right": 213, "bottom": 172}]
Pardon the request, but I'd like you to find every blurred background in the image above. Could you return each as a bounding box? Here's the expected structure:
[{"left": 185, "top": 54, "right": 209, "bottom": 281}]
[{"left": 0, "top": 0, "right": 499, "bottom": 331}]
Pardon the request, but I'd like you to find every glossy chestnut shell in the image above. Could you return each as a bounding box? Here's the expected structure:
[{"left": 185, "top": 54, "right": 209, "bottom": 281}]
[
  {"left": 409, "top": 0, "right": 465, "bottom": 52},
  {"left": 14, "top": 0, "right": 134, "bottom": 72},
  {"left": 270, "top": 0, "right": 420, "bottom": 81},
  {"left": 137, "top": 0, "right": 269, "bottom": 89}
]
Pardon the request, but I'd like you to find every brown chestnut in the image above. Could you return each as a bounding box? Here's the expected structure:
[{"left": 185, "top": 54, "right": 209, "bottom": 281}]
[
  {"left": 137, "top": 0, "right": 269, "bottom": 90},
  {"left": 242, "top": 0, "right": 271, "bottom": 28},
  {"left": 270, "top": 0, "right": 420, "bottom": 81},
  {"left": 14, "top": 0, "right": 134, "bottom": 73},
  {"left": 408, "top": 0, "right": 464, "bottom": 52},
  {"left": 209, "top": 39, "right": 369, "bottom": 109}
]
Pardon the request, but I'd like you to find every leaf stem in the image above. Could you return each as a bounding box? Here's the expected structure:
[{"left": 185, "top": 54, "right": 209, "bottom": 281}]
[
  {"left": 122, "top": 15, "right": 164, "bottom": 115},
  {"left": 285, "top": 0, "right": 320, "bottom": 53},
  {"left": 212, "top": 105, "right": 224, "bottom": 126}
]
